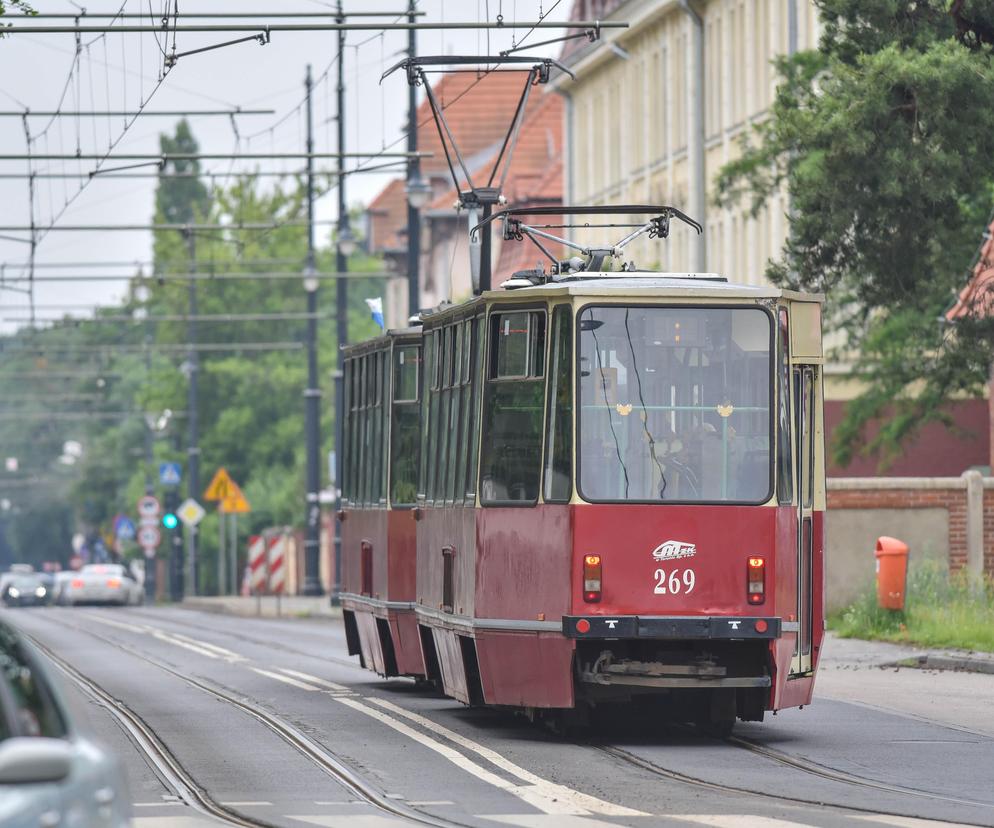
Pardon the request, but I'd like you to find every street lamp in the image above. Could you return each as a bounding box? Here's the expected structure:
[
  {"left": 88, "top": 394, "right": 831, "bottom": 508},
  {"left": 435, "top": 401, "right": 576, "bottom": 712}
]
[
  {"left": 337, "top": 224, "right": 357, "bottom": 257},
  {"left": 405, "top": 173, "right": 432, "bottom": 210}
]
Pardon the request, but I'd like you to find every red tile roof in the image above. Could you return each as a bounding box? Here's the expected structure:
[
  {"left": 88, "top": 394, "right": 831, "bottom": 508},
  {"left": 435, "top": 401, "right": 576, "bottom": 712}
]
[
  {"left": 367, "top": 71, "right": 565, "bottom": 259},
  {"left": 366, "top": 178, "right": 408, "bottom": 254},
  {"left": 946, "top": 216, "right": 994, "bottom": 320}
]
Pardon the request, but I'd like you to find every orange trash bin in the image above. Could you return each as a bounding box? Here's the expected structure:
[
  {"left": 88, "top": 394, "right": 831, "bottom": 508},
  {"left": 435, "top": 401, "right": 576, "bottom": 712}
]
[{"left": 875, "top": 536, "right": 909, "bottom": 610}]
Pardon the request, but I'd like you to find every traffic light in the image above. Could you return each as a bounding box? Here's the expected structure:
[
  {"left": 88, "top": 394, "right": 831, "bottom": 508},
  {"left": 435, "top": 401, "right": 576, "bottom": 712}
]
[{"left": 162, "top": 490, "right": 179, "bottom": 530}]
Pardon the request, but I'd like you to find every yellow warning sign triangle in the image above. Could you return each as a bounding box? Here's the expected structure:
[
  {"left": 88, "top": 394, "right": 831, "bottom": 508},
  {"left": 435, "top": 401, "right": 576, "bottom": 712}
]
[
  {"left": 204, "top": 467, "right": 240, "bottom": 502},
  {"left": 221, "top": 490, "right": 251, "bottom": 514}
]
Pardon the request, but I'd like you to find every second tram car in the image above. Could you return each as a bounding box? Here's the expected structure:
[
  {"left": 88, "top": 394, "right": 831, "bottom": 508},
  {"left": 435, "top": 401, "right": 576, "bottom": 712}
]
[{"left": 339, "top": 206, "right": 824, "bottom": 729}]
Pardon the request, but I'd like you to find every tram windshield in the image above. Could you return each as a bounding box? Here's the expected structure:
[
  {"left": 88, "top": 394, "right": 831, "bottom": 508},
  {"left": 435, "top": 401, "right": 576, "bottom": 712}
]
[{"left": 577, "top": 305, "right": 772, "bottom": 503}]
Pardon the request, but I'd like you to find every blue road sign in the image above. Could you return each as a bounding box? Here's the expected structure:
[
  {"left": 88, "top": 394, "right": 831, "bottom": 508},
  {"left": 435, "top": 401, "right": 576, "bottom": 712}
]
[
  {"left": 159, "top": 462, "right": 182, "bottom": 486},
  {"left": 113, "top": 515, "right": 136, "bottom": 540}
]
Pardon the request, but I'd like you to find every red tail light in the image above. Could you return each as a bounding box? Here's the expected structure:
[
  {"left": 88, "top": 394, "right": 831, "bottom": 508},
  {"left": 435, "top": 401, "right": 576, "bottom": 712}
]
[
  {"left": 106, "top": 578, "right": 121, "bottom": 588},
  {"left": 583, "top": 555, "right": 602, "bottom": 603},
  {"left": 747, "top": 557, "right": 765, "bottom": 605},
  {"left": 71, "top": 579, "right": 84, "bottom": 588}
]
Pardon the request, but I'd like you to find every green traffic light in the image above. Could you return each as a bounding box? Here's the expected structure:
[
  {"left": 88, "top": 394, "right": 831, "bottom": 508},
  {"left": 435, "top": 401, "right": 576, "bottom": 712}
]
[{"left": 162, "top": 513, "right": 179, "bottom": 530}]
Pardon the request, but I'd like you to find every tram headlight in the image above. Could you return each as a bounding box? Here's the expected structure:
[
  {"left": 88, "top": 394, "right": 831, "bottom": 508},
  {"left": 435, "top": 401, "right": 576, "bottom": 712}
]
[
  {"left": 583, "top": 554, "right": 602, "bottom": 603},
  {"left": 747, "top": 556, "right": 766, "bottom": 605}
]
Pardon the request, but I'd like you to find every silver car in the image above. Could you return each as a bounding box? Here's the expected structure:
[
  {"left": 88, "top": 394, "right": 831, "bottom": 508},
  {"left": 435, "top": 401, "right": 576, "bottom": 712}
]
[
  {"left": 57, "top": 565, "right": 143, "bottom": 607},
  {"left": 0, "top": 620, "right": 131, "bottom": 827}
]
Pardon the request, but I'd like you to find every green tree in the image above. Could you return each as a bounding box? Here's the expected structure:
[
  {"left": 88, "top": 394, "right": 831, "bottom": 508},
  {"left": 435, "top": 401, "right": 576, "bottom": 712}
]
[{"left": 716, "top": 1, "right": 994, "bottom": 467}]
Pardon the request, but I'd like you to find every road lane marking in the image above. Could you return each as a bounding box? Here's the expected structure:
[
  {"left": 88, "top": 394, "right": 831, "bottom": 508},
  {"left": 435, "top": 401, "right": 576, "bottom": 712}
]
[
  {"left": 132, "top": 802, "right": 183, "bottom": 808},
  {"left": 288, "top": 817, "right": 411, "bottom": 827},
  {"left": 483, "top": 817, "right": 634, "bottom": 828},
  {"left": 81, "top": 612, "right": 154, "bottom": 633},
  {"left": 369, "top": 698, "right": 644, "bottom": 818},
  {"left": 337, "top": 696, "right": 643, "bottom": 817},
  {"left": 854, "top": 816, "right": 978, "bottom": 828},
  {"left": 219, "top": 801, "right": 273, "bottom": 806},
  {"left": 277, "top": 667, "right": 348, "bottom": 691},
  {"left": 671, "top": 817, "right": 817, "bottom": 827},
  {"left": 250, "top": 667, "right": 321, "bottom": 690},
  {"left": 167, "top": 632, "right": 246, "bottom": 662},
  {"left": 407, "top": 801, "right": 454, "bottom": 806}
]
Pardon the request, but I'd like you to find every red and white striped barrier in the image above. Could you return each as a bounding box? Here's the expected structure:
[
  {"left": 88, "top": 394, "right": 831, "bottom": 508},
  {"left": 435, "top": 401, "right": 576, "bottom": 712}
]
[
  {"left": 268, "top": 533, "right": 287, "bottom": 595},
  {"left": 248, "top": 535, "right": 267, "bottom": 593}
]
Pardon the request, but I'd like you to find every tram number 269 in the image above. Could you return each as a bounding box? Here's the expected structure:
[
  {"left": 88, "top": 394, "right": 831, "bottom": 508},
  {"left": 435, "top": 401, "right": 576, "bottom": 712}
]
[{"left": 653, "top": 568, "right": 696, "bottom": 595}]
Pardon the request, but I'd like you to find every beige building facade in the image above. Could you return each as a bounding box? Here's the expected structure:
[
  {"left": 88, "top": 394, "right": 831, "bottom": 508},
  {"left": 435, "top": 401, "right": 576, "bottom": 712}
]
[{"left": 557, "top": 0, "right": 820, "bottom": 281}]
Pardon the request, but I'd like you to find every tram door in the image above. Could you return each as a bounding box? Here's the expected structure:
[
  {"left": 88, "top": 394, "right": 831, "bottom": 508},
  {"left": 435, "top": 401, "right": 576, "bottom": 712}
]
[{"left": 791, "top": 366, "right": 815, "bottom": 675}]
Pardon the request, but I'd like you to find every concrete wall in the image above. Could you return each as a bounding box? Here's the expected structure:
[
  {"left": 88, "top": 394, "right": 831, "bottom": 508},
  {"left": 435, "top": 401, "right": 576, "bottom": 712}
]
[
  {"left": 825, "top": 507, "right": 948, "bottom": 611},
  {"left": 824, "top": 474, "right": 993, "bottom": 612}
]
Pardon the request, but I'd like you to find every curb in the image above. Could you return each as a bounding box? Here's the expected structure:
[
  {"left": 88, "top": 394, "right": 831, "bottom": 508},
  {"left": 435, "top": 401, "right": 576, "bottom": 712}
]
[
  {"left": 181, "top": 597, "right": 343, "bottom": 621},
  {"left": 891, "top": 653, "right": 994, "bottom": 675}
]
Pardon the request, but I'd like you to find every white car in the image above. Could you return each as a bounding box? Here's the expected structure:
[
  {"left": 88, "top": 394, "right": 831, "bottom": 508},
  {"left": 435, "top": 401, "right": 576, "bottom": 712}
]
[
  {"left": 0, "top": 619, "right": 132, "bottom": 827},
  {"left": 58, "top": 565, "right": 143, "bottom": 607}
]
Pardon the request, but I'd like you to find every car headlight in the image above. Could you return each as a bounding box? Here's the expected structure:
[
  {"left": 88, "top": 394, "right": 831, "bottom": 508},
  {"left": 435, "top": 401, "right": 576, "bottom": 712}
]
[
  {"left": 35, "top": 587, "right": 46, "bottom": 597},
  {"left": 8, "top": 587, "right": 19, "bottom": 598}
]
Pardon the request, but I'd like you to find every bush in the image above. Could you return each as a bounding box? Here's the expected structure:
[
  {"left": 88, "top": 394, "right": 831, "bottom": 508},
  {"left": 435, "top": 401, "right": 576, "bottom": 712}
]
[{"left": 830, "top": 560, "right": 994, "bottom": 652}]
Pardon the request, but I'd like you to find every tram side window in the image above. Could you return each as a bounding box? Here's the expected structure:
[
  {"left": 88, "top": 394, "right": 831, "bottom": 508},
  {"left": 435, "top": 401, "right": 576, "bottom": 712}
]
[
  {"left": 343, "top": 359, "right": 354, "bottom": 505},
  {"left": 344, "top": 351, "right": 388, "bottom": 507},
  {"left": 776, "top": 308, "right": 793, "bottom": 504},
  {"left": 543, "top": 305, "right": 573, "bottom": 503},
  {"left": 480, "top": 310, "right": 546, "bottom": 505},
  {"left": 391, "top": 344, "right": 421, "bottom": 506},
  {"left": 465, "top": 315, "right": 485, "bottom": 502},
  {"left": 417, "top": 331, "right": 436, "bottom": 503}
]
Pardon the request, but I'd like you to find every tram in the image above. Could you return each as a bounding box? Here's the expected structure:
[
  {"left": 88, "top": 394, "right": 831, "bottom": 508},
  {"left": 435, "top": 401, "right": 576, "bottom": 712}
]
[
  {"left": 339, "top": 206, "right": 824, "bottom": 729},
  {"left": 339, "top": 328, "right": 424, "bottom": 678}
]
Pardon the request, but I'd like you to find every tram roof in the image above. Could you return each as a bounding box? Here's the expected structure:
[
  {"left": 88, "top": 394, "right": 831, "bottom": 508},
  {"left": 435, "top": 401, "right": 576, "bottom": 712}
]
[{"left": 483, "top": 273, "right": 825, "bottom": 303}]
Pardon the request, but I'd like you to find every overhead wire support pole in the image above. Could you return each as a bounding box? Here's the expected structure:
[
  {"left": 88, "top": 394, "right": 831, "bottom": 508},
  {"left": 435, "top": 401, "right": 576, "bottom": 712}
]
[
  {"left": 184, "top": 228, "right": 198, "bottom": 598},
  {"left": 303, "top": 64, "right": 323, "bottom": 598},
  {"left": 0, "top": 153, "right": 423, "bottom": 161},
  {"left": 406, "top": 0, "right": 422, "bottom": 321},
  {"left": 332, "top": 0, "right": 348, "bottom": 608}
]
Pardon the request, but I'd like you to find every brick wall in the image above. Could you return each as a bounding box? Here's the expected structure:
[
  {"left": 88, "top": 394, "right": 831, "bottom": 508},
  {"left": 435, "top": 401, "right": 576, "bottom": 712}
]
[{"left": 827, "top": 475, "right": 992, "bottom": 576}]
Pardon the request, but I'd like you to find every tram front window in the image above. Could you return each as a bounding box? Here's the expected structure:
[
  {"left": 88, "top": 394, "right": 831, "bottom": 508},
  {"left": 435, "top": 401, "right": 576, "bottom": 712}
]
[{"left": 577, "top": 306, "right": 772, "bottom": 504}]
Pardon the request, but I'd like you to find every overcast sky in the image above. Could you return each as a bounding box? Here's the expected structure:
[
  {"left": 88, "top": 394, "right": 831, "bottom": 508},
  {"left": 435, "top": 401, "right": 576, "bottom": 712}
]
[{"left": 0, "top": 0, "right": 571, "bottom": 329}]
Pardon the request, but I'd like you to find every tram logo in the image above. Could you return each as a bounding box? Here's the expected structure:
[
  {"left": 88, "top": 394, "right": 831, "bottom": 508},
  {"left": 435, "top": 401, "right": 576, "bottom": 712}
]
[{"left": 652, "top": 540, "right": 697, "bottom": 561}]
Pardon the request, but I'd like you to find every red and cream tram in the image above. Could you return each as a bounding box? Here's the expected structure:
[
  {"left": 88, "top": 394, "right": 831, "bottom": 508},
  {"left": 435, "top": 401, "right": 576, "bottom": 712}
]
[
  {"left": 339, "top": 206, "right": 824, "bottom": 729},
  {"left": 340, "top": 328, "right": 424, "bottom": 679}
]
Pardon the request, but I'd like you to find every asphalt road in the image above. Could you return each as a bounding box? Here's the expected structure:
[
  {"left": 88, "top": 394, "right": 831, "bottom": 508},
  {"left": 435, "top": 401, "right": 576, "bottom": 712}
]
[{"left": 3, "top": 605, "right": 992, "bottom": 828}]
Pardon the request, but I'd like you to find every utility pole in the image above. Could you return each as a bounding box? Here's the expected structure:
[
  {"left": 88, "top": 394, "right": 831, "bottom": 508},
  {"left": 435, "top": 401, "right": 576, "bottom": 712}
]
[
  {"left": 332, "top": 1, "right": 349, "bottom": 606},
  {"left": 405, "top": 0, "right": 422, "bottom": 319},
  {"left": 143, "top": 336, "right": 156, "bottom": 601},
  {"left": 302, "top": 64, "right": 323, "bottom": 597},
  {"left": 184, "top": 228, "right": 199, "bottom": 596}
]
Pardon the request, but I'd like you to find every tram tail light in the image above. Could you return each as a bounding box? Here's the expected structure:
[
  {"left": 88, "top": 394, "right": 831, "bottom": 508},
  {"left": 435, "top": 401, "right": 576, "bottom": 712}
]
[
  {"left": 583, "top": 555, "right": 602, "bottom": 603},
  {"left": 747, "top": 557, "right": 766, "bottom": 605}
]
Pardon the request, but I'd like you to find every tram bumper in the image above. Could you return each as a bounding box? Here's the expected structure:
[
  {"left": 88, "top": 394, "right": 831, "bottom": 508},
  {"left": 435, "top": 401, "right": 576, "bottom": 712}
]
[{"left": 562, "top": 615, "right": 781, "bottom": 640}]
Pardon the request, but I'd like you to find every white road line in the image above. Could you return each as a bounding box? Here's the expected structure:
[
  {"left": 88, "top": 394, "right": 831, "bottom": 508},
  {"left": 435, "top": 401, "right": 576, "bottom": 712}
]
[
  {"left": 218, "top": 801, "right": 273, "bottom": 806},
  {"left": 250, "top": 667, "right": 321, "bottom": 691},
  {"left": 167, "top": 632, "right": 245, "bottom": 662},
  {"left": 854, "top": 816, "right": 978, "bottom": 828},
  {"left": 288, "top": 817, "right": 411, "bottom": 827},
  {"left": 407, "top": 800, "right": 454, "bottom": 806},
  {"left": 132, "top": 802, "right": 183, "bottom": 808},
  {"left": 671, "top": 817, "right": 817, "bottom": 827},
  {"left": 81, "top": 612, "right": 153, "bottom": 634},
  {"left": 337, "top": 696, "right": 642, "bottom": 817},
  {"left": 482, "top": 816, "right": 634, "bottom": 828},
  {"left": 150, "top": 631, "right": 220, "bottom": 659},
  {"left": 277, "top": 667, "right": 348, "bottom": 691},
  {"left": 369, "top": 697, "right": 644, "bottom": 818}
]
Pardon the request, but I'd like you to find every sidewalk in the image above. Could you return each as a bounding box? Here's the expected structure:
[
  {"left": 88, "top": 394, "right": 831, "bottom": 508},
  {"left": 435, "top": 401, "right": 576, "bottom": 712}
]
[
  {"left": 823, "top": 632, "right": 994, "bottom": 674},
  {"left": 181, "top": 595, "right": 343, "bottom": 620}
]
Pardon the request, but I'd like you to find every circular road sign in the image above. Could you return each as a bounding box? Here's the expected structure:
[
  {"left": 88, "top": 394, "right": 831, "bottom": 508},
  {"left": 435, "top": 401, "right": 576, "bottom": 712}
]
[
  {"left": 137, "top": 495, "right": 161, "bottom": 519},
  {"left": 137, "top": 525, "right": 161, "bottom": 549}
]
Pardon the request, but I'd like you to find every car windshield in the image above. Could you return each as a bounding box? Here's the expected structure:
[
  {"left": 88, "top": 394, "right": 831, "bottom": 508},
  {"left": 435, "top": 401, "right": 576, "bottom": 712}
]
[{"left": 577, "top": 305, "right": 773, "bottom": 503}]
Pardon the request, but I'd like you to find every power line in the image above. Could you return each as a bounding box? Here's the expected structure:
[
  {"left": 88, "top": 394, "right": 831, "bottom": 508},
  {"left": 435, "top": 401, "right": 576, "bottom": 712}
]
[
  {"left": 4, "top": 312, "right": 331, "bottom": 324},
  {"left": 1, "top": 342, "right": 306, "bottom": 354},
  {"left": 0, "top": 271, "right": 395, "bottom": 283},
  {"left": 0, "top": 151, "right": 423, "bottom": 160},
  {"left": 25, "top": 11, "right": 425, "bottom": 19},
  {"left": 2, "top": 21, "right": 623, "bottom": 34},
  {"left": 0, "top": 109, "right": 276, "bottom": 117}
]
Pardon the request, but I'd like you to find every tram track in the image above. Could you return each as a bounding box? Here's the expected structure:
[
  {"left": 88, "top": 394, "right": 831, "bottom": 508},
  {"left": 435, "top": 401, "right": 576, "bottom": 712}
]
[
  {"left": 598, "top": 734, "right": 993, "bottom": 827},
  {"left": 23, "top": 617, "right": 470, "bottom": 828}
]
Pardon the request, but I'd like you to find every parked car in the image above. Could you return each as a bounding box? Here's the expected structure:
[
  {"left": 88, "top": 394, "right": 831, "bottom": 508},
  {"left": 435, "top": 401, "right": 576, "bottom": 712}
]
[
  {"left": 57, "top": 565, "right": 143, "bottom": 607},
  {"left": 0, "top": 565, "right": 35, "bottom": 598},
  {"left": 2, "top": 574, "right": 51, "bottom": 608},
  {"left": 0, "top": 619, "right": 131, "bottom": 827}
]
